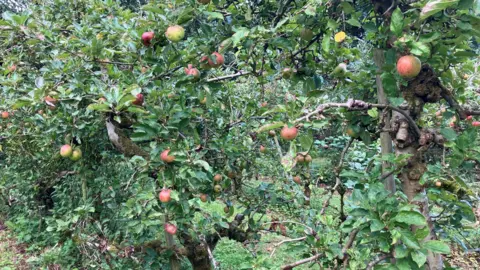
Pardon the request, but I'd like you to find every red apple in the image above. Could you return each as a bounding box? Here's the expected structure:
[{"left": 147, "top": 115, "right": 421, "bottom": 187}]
[
  {"left": 260, "top": 145, "right": 266, "bottom": 153},
  {"left": 213, "top": 174, "right": 222, "bottom": 182},
  {"left": 132, "top": 93, "right": 144, "bottom": 106},
  {"left": 293, "top": 176, "right": 301, "bottom": 184},
  {"left": 44, "top": 96, "right": 58, "bottom": 109},
  {"left": 450, "top": 122, "right": 455, "bottom": 128},
  {"left": 7, "top": 64, "right": 17, "bottom": 73},
  {"left": 159, "top": 189, "right": 171, "bottom": 203},
  {"left": 466, "top": 115, "right": 473, "bottom": 121},
  {"left": 60, "top": 144, "right": 73, "bottom": 158},
  {"left": 473, "top": 121, "right": 480, "bottom": 127},
  {"left": 164, "top": 223, "right": 177, "bottom": 235},
  {"left": 160, "top": 149, "right": 175, "bottom": 163},
  {"left": 1, "top": 112, "right": 9, "bottom": 119},
  {"left": 207, "top": 52, "right": 224, "bottom": 68},
  {"left": 396, "top": 55, "right": 421, "bottom": 78},
  {"left": 141, "top": 31, "right": 154, "bottom": 46},
  {"left": 435, "top": 181, "right": 442, "bottom": 187},
  {"left": 184, "top": 64, "right": 201, "bottom": 80},
  {"left": 280, "top": 126, "right": 298, "bottom": 140},
  {"left": 296, "top": 155, "right": 305, "bottom": 163},
  {"left": 200, "top": 194, "right": 208, "bottom": 202},
  {"left": 98, "top": 97, "right": 107, "bottom": 103}
]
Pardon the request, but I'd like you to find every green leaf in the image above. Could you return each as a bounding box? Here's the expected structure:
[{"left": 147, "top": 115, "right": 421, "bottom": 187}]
[
  {"left": 395, "top": 211, "right": 426, "bottom": 226},
  {"left": 440, "top": 127, "right": 457, "bottom": 141},
  {"left": 203, "top": 11, "right": 224, "bottom": 21},
  {"left": 400, "top": 230, "right": 421, "bottom": 249},
  {"left": 420, "top": 0, "right": 459, "bottom": 21},
  {"left": 390, "top": 8, "right": 404, "bottom": 36},
  {"left": 370, "top": 219, "right": 385, "bottom": 232},
  {"left": 368, "top": 108, "right": 378, "bottom": 118},
  {"left": 218, "top": 222, "right": 230, "bottom": 229},
  {"left": 256, "top": 122, "right": 285, "bottom": 133},
  {"left": 346, "top": 18, "right": 361, "bottom": 27},
  {"left": 193, "top": 160, "right": 212, "bottom": 172},
  {"left": 423, "top": 240, "right": 451, "bottom": 254},
  {"left": 231, "top": 27, "right": 249, "bottom": 46},
  {"left": 411, "top": 41, "right": 430, "bottom": 57},
  {"left": 411, "top": 250, "right": 427, "bottom": 267},
  {"left": 298, "top": 133, "right": 313, "bottom": 150},
  {"left": 12, "top": 99, "right": 32, "bottom": 109},
  {"left": 394, "top": 245, "right": 409, "bottom": 259},
  {"left": 126, "top": 107, "right": 148, "bottom": 114},
  {"left": 322, "top": 32, "right": 331, "bottom": 53},
  {"left": 87, "top": 103, "right": 111, "bottom": 112}
]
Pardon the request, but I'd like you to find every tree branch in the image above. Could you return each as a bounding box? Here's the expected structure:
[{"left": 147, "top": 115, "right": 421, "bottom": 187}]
[
  {"left": 294, "top": 100, "right": 421, "bottom": 138},
  {"left": 207, "top": 71, "right": 250, "bottom": 82},
  {"left": 366, "top": 254, "right": 390, "bottom": 269}
]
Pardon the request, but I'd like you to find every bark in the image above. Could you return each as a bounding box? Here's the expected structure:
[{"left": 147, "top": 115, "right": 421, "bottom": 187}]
[{"left": 373, "top": 49, "right": 395, "bottom": 193}]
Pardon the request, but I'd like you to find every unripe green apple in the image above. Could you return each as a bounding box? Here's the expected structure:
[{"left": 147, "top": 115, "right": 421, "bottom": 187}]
[{"left": 165, "top": 25, "right": 185, "bottom": 42}]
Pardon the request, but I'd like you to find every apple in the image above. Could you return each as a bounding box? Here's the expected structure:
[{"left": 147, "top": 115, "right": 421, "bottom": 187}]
[
  {"left": 60, "top": 144, "right": 73, "bottom": 158},
  {"left": 132, "top": 93, "right": 144, "bottom": 106},
  {"left": 293, "top": 176, "right": 301, "bottom": 184},
  {"left": 98, "top": 97, "right": 107, "bottom": 103},
  {"left": 214, "top": 184, "right": 222, "bottom": 193},
  {"left": 473, "top": 121, "right": 480, "bottom": 127},
  {"left": 463, "top": 74, "right": 469, "bottom": 80},
  {"left": 260, "top": 145, "right": 266, "bottom": 153},
  {"left": 280, "top": 126, "right": 298, "bottom": 140},
  {"left": 141, "top": 31, "right": 154, "bottom": 46},
  {"left": 346, "top": 128, "right": 357, "bottom": 138},
  {"left": 141, "top": 66, "right": 148, "bottom": 73},
  {"left": 7, "top": 64, "right": 16, "bottom": 73},
  {"left": 396, "top": 55, "right": 421, "bottom": 78},
  {"left": 184, "top": 64, "right": 201, "bottom": 80},
  {"left": 161, "top": 149, "right": 175, "bottom": 163},
  {"left": 213, "top": 174, "right": 222, "bottom": 182},
  {"left": 70, "top": 149, "right": 82, "bottom": 161},
  {"left": 200, "top": 194, "right": 208, "bottom": 202},
  {"left": 268, "top": 130, "right": 276, "bottom": 137},
  {"left": 159, "top": 189, "right": 171, "bottom": 203},
  {"left": 304, "top": 155, "right": 312, "bottom": 163},
  {"left": 435, "top": 181, "right": 442, "bottom": 187},
  {"left": 450, "top": 122, "right": 455, "bottom": 128},
  {"left": 164, "top": 223, "right": 177, "bottom": 235},
  {"left": 1, "top": 112, "right": 9, "bottom": 119},
  {"left": 227, "top": 171, "right": 236, "bottom": 179},
  {"left": 197, "top": 0, "right": 210, "bottom": 4},
  {"left": 260, "top": 102, "right": 268, "bottom": 107},
  {"left": 44, "top": 96, "right": 58, "bottom": 109},
  {"left": 296, "top": 155, "right": 305, "bottom": 163},
  {"left": 282, "top": 68, "right": 293, "bottom": 79},
  {"left": 207, "top": 52, "right": 224, "bottom": 68},
  {"left": 300, "top": 28, "right": 313, "bottom": 41},
  {"left": 224, "top": 206, "right": 230, "bottom": 213},
  {"left": 165, "top": 25, "right": 185, "bottom": 42},
  {"left": 466, "top": 115, "right": 473, "bottom": 121},
  {"left": 435, "top": 111, "right": 442, "bottom": 117}
]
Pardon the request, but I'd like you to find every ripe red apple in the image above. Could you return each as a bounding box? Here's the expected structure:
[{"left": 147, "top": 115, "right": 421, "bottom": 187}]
[
  {"left": 260, "top": 145, "right": 266, "bottom": 153},
  {"left": 214, "top": 184, "right": 222, "bottom": 193},
  {"left": 132, "top": 93, "right": 144, "bottom": 106},
  {"left": 184, "top": 64, "right": 201, "bottom": 80},
  {"left": 141, "top": 31, "right": 154, "bottom": 46},
  {"left": 60, "top": 144, "right": 73, "bottom": 158},
  {"left": 396, "top": 55, "right": 421, "bottom": 78},
  {"left": 1, "top": 112, "right": 9, "bottom": 119},
  {"left": 293, "top": 176, "right": 301, "bottom": 184},
  {"left": 200, "top": 194, "right": 208, "bottom": 202},
  {"left": 435, "top": 181, "right": 442, "bottom": 187},
  {"left": 159, "top": 189, "right": 171, "bottom": 203},
  {"left": 164, "top": 223, "right": 177, "bottom": 235},
  {"left": 165, "top": 25, "right": 185, "bottom": 42},
  {"left": 280, "top": 126, "right": 298, "bottom": 140},
  {"left": 268, "top": 130, "right": 276, "bottom": 137},
  {"left": 473, "top": 121, "right": 480, "bottom": 127},
  {"left": 466, "top": 115, "right": 473, "bottom": 121},
  {"left": 304, "top": 155, "right": 312, "bottom": 163},
  {"left": 260, "top": 102, "right": 268, "bottom": 107},
  {"left": 197, "top": 0, "right": 210, "bottom": 4},
  {"left": 70, "top": 149, "right": 82, "bottom": 161},
  {"left": 207, "top": 52, "right": 224, "bottom": 68},
  {"left": 450, "top": 121, "right": 455, "bottom": 128},
  {"left": 161, "top": 149, "right": 176, "bottom": 163},
  {"left": 213, "top": 174, "right": 222, "bottom": 182}
]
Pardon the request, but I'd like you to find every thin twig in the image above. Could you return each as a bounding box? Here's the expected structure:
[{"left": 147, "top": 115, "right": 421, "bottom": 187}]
[
  {"left": 366, "top": 254, "right": 390, "bottom": 270},
  {"left": 270, "top": 236, "right": 307, "bottom": 257},
  {"left": 206, "top": 71, "right": 250, "bottom": 82}
]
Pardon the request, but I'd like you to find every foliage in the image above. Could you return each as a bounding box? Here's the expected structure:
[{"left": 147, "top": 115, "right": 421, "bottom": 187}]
[{"left": 0, "top": 0, "right": 479, "bottom": 269}]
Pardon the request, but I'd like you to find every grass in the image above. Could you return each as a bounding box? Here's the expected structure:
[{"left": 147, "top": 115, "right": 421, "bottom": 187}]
[{"left": 0, "top": 221, "right": 29, "bottom": 270}]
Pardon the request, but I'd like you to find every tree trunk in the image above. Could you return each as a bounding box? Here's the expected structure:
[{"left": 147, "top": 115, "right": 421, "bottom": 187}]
[{"left": 373, "top": 49, "right": 395, "bottom": 193}]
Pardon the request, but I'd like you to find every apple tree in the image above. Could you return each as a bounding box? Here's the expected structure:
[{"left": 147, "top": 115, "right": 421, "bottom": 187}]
[{"left": 1, "top": 0, "right": 479, "bottom": 269}]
